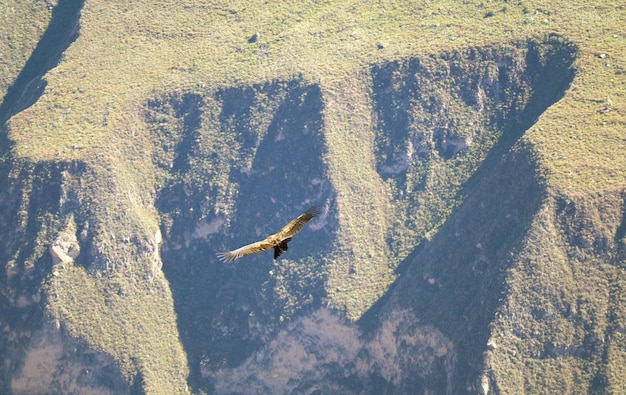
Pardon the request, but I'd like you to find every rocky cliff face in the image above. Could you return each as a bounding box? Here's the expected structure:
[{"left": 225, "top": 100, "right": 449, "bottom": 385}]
[
  {"left": 1, "top": 1, "right": 625, "bottom": 395},
  {"left": 144, "top": 38, "right": 580, "bottom": 393}
]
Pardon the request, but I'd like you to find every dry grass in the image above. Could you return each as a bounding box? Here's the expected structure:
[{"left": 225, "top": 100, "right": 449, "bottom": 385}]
[
  {"left": 0, "top": 0, "right": 52, "bottom": 107},
  {"left": 2, "top": 0, "right": 626, "bottom": 392}
]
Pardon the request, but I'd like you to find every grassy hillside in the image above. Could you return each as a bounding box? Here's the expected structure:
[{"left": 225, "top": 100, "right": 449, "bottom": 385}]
[
  {"left": 0, "top": 0, "right": 52, "bottom": 108},
  {"left": 0, "top": 0, "right": 625, "bottom": 393}
]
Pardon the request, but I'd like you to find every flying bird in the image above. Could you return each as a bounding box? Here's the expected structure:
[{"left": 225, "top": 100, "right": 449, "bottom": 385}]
[{"left": 217, "top": 206, "right": 320, "bottom": 263}]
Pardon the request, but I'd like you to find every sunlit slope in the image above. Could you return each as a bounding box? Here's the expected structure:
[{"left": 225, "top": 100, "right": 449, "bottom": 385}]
[
  {"left": 0, "top": 0, "right": 52, "bottom": 108},
  {"left": 1, "top": 0, "right": 625, "bottom": 393}
]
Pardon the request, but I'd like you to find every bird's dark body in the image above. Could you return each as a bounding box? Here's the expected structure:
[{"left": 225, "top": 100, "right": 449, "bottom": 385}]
[{"left": 274, "top": 238, "right": 292, "bottom": 259}]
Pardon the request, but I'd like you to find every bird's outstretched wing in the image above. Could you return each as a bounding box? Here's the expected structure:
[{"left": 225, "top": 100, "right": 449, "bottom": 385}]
[
  {"left": 217, "top": 239, "right": 275, "bottom": 263},
  {"left": 274, "top": 206, "right": 320, "bottom": 240}
]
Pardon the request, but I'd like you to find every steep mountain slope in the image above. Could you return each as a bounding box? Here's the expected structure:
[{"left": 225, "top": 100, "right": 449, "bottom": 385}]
[
  {"left": 0, "top": 0, "right": 625, "bottom": 394},
  {"left": 0, "top": 0, "right": 52, "bottom": 110}
]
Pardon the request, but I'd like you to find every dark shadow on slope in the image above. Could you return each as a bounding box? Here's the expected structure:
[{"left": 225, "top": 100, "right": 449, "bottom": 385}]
[
  {"left": 222, "top": 85, "right": 332, "bottom": 298},
  {"left": 371, "top": 35, "right": 576, "bottom": 195},
  {"left": 612, "top": 195, "right": 626, "bottom": 267},
  {"left": 170, "top": 93, "right": 204, "bottom": 174},
  {"left": 0, "top": 0, "right": 84, "bottom": 126},
  {"left": 361, "top": 145, "right": 546, "bottom": 393},
  {"left": 153, "top": 79, "right": 337, "bottom": 392},
  {"left": 460, "top": 36, "right": 577, "bottom": 194},
  {"left": 359, "top": 37, "right": 576, "bottom": 393},
  {"left": 0, "top": 160, "right": 72, "bottom": 393}
]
